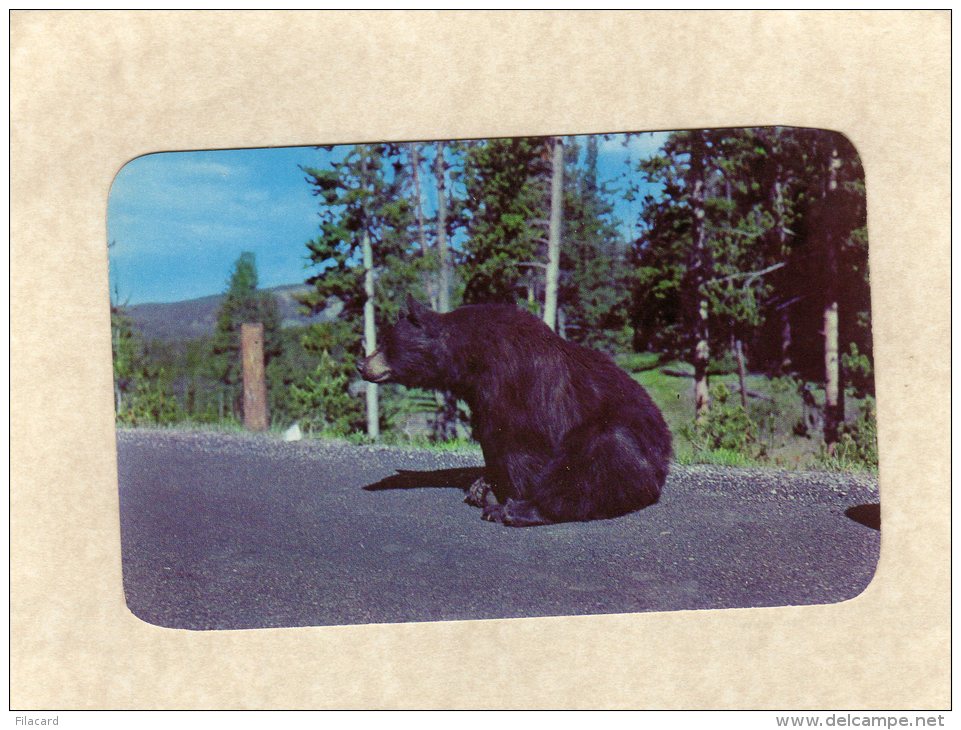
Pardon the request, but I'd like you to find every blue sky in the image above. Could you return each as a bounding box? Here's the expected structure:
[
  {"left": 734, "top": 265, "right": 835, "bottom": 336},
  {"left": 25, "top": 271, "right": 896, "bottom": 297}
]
[{"left": 107, "top": 132, "right": 669, "bottom": 305}]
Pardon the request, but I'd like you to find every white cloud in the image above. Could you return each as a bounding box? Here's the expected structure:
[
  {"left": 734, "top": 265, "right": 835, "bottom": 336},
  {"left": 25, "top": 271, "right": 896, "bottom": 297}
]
[
  {"left": 110, "top": 153, "right": 252, "bottom": 208},
  {"left": 109, "top": 153, "right": 275, "bottom": 232},
  {"left": 129, "top": 152, "right": 248, "bottom": 181},
  {"left": 172, "top": 158, "right": 239, "bottom": 179}
]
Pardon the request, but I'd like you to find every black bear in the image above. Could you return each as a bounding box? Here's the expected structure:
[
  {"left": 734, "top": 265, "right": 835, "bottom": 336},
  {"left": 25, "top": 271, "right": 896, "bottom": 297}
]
[{"left": 358, "top": 296, "right": 673, "bottom": 527}]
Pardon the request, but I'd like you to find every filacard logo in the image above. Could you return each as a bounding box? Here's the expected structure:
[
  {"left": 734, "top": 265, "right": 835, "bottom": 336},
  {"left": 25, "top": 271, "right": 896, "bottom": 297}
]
[{"left": 14, "top": 718, "right": 59, "bottom": 726}]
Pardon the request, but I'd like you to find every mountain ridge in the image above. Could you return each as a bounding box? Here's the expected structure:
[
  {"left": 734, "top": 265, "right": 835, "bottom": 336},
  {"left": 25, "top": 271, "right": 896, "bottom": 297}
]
[{"left": 122, "top": 283, "right": 340, "bottom": 342}]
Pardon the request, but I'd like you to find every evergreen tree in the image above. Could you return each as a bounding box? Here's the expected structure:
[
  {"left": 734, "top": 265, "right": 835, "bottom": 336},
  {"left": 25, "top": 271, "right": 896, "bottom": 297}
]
[
  {"left": 301, "top": 144, "right": 423, "bottom": 324},
  {"left": 288, "top": 349, "right": 361, "bottom": 436},
  {"left": 560, "top": 136, "right": 629, "bottom": 349},
  {"left": 629, "top": 126, "right": 869, "bottom": 437},
  {"left": 111, "top": 301, "right": 138, "bottom": 416},
  {"left": 210, "top": 251, "right": 281, "bottom": 420},
  {"left": 111, "top": 305, "right": 182, "bottom": 427},
  {"left": 301, "top": 144, "right": 419, "bottom": 438},
  {"left": 460, "top": 137, "right": 550, "bottom": 305}
]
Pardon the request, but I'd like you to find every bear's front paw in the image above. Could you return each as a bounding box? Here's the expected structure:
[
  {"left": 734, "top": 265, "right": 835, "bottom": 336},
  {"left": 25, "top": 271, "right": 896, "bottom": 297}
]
[
  {"left": 465, "top": 476, "right": 498, "bottom": 508},
  {"left": 481, "top": 503, "right": 505, "bottom": 523}
]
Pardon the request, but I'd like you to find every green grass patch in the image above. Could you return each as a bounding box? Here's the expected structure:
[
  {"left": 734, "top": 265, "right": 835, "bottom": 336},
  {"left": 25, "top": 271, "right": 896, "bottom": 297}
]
[
  {"left": 614, "top": 351, "right": 663, "bottom": 373},
  {"left": 623, "top": 354, "right": 876, "bottom": 472},
  {"left": 674, "top": 448, "right": 764, "bottom": 468}
]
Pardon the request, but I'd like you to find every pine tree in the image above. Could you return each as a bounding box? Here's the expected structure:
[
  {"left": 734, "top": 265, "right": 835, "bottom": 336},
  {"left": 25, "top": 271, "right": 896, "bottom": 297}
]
[
  {"left": 560, "top": 136, "right": 628, "bottom": 350},
  {"left": 111, "top": 300, "right": 138, "bottom": 416},
  {"left": 301, "top": 144, "right": 418, "bottom": 438},
  {"left": 630, "top": 126, "right": 869, "bottom": 438},
  {"left": 210, "top": 251, "right": 281, "bottom": 421},
  {"left": 460, "top": 137, "right": 550, "bottom": 305}
]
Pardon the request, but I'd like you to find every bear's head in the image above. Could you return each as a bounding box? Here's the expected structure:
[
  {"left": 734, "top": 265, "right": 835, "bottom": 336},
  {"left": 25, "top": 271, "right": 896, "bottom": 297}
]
[{"left": 357, "top": 295, "right": 451, "bottom": 390}]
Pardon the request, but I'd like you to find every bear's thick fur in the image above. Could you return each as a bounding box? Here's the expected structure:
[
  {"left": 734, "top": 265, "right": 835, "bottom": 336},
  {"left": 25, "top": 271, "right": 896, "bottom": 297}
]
[{"left": 359, "top": 296, "right": 673, "bottom": 527}]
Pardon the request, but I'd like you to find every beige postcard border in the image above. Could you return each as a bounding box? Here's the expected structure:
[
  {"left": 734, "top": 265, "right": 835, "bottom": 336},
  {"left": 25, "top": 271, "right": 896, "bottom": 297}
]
[{"left": 10, "top": 10, "right": 950, "bottom": 709}]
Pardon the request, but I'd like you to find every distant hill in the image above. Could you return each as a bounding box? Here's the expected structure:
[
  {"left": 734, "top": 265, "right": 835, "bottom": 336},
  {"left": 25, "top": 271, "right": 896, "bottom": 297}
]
[{"left": 124, "top": 284, "right": 342, "bottom": 342}]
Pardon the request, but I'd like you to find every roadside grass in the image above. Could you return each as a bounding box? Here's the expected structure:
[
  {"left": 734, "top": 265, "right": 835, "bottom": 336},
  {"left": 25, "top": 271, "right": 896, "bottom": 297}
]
[
  {"left": 120, "top": 419, "right": 285, "bottom": 435},
  {"left": 343, "top": 431, "right": 480, "bottom": 453},
  {"left": 673, "top": 448, "right": 761, "bottom": 468}
]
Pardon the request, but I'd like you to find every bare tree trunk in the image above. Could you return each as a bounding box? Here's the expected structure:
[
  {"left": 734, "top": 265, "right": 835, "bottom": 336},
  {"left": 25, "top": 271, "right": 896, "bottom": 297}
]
[
  {"left": 543, "top": 136, "right": 563, "bottom": 332},
  {"left": 772, "top": 164, "right": 793, "bottom": 376},
  {"left": 362, "top": 228, "right": 380, "bottom": 440},
  {"left": 357, "top": 151, "right": 380, "bottom": 440},
  {"left": 689, "top": 131, "right": 711, "bottom": 421},
  {"left": 433, "top": 141, "right": 456, "bottom": 440},
  {"left": 824, "top": 298, "right": 840, "bottom": 447},
  {"left": 735, "top": 338, "right": 748, "bottom": 409},
  {"left": 410, "top": 144, "right": 428, "bottom": 257},
  {"left": 409, "top": 143, "right": 435, "bottom": 310},
  {"left": 822, "top": 144, "right": 843, "bottom": 449},
  {"left": 112, "top": 322, "right": 122, "bottom": 415},
  {"left": 773, "top": 172, "right": 788, "bottom": 250},
  {"left": 779, "top": 311, "right": 792, "bottom": 376},
  {"left": 435, "top": 142, "right": 451, "bottom": 316}
]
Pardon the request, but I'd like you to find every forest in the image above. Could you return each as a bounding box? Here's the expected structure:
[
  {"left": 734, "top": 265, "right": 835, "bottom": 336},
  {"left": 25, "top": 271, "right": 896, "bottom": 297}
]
[{"left": 111, "top": 127, "right": 877, "bottom": 471}]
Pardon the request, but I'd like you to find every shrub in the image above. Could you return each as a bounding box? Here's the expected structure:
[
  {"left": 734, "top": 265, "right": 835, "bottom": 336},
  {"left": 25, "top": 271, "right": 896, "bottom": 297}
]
[
  {"left": 707, "top": 350, "right": 739, "bottom": 375},
  {"left": 117, "top": 371, "right": 182, "bottom": 426},
  {"left": 288, "top": 350, "right": 362, "bottom": 436},
  {"left": 818, "top": 396, "right": 878, "bottom": 471},
  {"left": 681, "top": 383, "right": 763, "bottom": 459},
  {"left": 842, "top": 342, "right": 874, "bottom": 398}
]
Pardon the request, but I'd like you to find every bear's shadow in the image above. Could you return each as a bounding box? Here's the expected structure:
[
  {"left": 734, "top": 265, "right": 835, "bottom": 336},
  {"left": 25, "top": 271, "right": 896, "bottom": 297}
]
[
  {"left": 844, "top": 503, "right": 880, "bottom": 531},
  {"left": 363, "top": 466, "right": 485, "bottom": 493}
]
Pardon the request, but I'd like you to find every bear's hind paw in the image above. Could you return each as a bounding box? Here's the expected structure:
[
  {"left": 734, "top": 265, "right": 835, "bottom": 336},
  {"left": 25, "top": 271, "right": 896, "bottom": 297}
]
[
  {"left": 465, "top": 476, "right": 498, "bottom": 508},
  {"left": 482, "top": 499, "right": 553, "bottom": 527},
  {"left": 481, "top": 503, "right": 505, "bottom": 522}
]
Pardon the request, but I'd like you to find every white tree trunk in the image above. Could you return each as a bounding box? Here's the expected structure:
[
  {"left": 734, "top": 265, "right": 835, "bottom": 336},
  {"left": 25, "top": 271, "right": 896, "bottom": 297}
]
[
  {"left": 543, "top": 136, "right": 563, "bottom": 331},
  {"left": 363, "top": 229, "right": 379, "bottom": 439},
  {"left": 435, "top": 142, "right": 451, "bottom": 315},
  {"left": 410, "top": 143, "right": 435, "bottom": 310},
  {"left": 410, "top": 144, "right": 428, "bottom": 256},
  {"left": 823, "top": 301, "right": 839, "bottom": 416},
  {"left": 690, "top": 132, "right": 711, "bottom": 421},
  {"left": 823, "top": 143, "right": 843, "bottom": 447},
  {"left": 432, "top": 142, "right": 459, "bottom": 440},
  {"left": 735, "top": 338, "right": 747, "bottom": 409}
]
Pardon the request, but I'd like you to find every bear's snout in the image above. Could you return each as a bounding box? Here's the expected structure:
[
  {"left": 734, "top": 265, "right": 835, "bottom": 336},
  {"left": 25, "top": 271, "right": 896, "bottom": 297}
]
[{"left": 358, "top": 349, "right": 393, "bottom": 383}]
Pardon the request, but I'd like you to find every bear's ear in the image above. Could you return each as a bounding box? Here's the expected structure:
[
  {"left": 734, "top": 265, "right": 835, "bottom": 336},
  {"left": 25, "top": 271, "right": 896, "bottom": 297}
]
[{"left": 405, "top": 294, "right": 435, "bottom": 327}]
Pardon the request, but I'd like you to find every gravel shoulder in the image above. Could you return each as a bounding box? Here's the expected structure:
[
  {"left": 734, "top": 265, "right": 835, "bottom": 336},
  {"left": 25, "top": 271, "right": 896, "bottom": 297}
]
[{"left": 116, "top": 428, "right": 880, "bottom": 631}]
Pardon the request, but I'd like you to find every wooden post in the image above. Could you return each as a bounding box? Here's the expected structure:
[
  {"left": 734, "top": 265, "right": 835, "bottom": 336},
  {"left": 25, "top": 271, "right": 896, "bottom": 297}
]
[{"left": 241, "top": 322, "right": 268, "bottom": 432}]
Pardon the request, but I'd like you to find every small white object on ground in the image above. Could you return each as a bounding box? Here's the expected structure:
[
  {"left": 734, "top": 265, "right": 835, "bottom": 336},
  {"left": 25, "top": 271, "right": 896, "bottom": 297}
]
[{"left": 283, "top": 423, "right": 303, "bottom": 442}]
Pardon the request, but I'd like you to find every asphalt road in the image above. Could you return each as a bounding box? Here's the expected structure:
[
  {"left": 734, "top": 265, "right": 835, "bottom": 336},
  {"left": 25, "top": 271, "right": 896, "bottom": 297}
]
[{"left": 117, "top": 429, "right": 880, "bottom": 631}]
